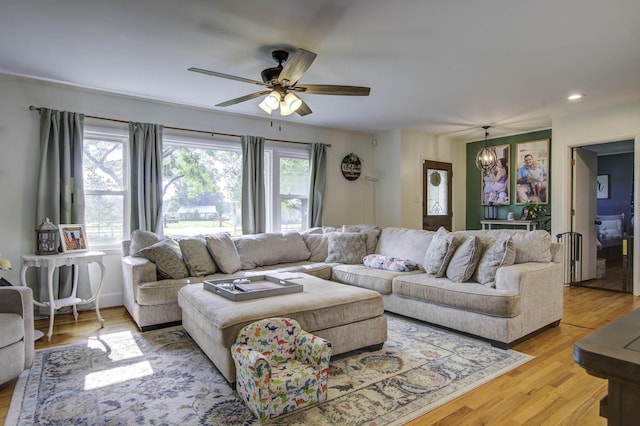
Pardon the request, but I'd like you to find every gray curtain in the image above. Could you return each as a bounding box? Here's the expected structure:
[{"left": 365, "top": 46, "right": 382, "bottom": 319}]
[
  {"left": 241, "top": 135, "right": 265, "bottom": 234},
  {"left": 308, "top": 143, "right": 327, "bottom": 227},
  {"left": 35, "top": 108, "right": 86, "bottom": 301},
  {"left": 129, "top": 122, "right": 163, "bottom": 233}
]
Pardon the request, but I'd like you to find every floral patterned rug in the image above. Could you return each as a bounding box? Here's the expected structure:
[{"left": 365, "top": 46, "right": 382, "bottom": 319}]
[{"left": 7, "top": 314, "right": 532, "bottom": 425}]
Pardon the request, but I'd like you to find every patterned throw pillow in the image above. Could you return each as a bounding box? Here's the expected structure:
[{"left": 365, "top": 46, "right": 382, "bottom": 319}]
[
  {"left": 205, "top": 232, "right": 242, "bottom": 274},
  {"left": 422, "top": 227, "right": 458, "bottom": 277},
  {"left": 473, "top": 235, "right": 516, "bottom": 287},
  {"left": 325, "top": 232, "right": 367, "bottom": 264},
  {"left": 139, "top": 239, "right": 189, "bottom": 279},
  {"left": 342, "top": 224, "right": 382, "bottom": 255},
  {"left": 446, "top": 236, "right": 482, "bottom": 283},
  {"left": 179, "top": 236, "right": 217, "bottom": 277},
  {"left": 363, "top": 254, "right": 421, "bottom": 272}
]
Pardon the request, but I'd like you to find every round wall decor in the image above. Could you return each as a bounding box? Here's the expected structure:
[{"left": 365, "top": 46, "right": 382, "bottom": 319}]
[{"left": 341, "top": 153, "right": 362, "bottom": 181}]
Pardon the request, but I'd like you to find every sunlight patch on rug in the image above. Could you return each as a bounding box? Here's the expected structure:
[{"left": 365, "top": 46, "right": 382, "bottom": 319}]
[{"left": 7, "top": 314, "right": 533, "bottom": 425}]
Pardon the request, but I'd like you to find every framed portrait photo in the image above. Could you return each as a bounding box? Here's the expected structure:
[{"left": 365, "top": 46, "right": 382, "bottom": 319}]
[
  {"left": 515, "top": 139, "right": 550, "bottom": 205},
  {"left": 481, "top": 144, "right": 510, "bottom": 205},
  {"left": 59, "top": 224, "right": 89, "bottom": 253}
]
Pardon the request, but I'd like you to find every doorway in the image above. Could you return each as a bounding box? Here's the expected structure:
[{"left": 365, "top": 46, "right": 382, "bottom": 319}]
[{"left": 572, "top": 140, "right": 634, "bottom": 293}]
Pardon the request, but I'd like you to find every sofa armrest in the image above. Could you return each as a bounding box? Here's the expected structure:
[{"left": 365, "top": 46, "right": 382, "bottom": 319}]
[
  {"left": 122, "top": 256, "right": 157, "bottom": 285},
  {"left": 0, "top": 286, "right": 35, "bottom": 368},
  {"left": 495, "top": 261, "right": 564, "bottom": 333}
]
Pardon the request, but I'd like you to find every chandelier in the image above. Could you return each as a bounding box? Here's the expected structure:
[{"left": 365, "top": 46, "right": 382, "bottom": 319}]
[{"left": 475, "top": 125, "right": 497, "bottom": 171}]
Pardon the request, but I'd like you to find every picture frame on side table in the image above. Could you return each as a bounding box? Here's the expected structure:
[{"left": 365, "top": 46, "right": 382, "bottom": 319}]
[
  {"left": 597, "top": 174, "right": 610, "bottom": 199},
  {"left": 515, "top": 139, "right": 550, "bottom": 205},
  {"left": 59, "top": 224, "right": 89, "bottom": 253}
]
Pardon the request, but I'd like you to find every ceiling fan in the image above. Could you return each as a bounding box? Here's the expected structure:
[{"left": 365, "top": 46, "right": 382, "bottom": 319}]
[{"left": 188, "top": 48, "right": 371, "bottom": 116}]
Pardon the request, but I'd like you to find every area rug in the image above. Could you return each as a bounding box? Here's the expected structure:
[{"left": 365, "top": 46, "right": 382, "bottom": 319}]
[{"left": 7, "top": 314, "right": 532, "bottom": 425}]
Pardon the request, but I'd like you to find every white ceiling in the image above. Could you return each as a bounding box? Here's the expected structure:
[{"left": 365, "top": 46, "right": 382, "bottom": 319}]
[{"left": 2, "top": 0, "right": 640, "bottom": 139}]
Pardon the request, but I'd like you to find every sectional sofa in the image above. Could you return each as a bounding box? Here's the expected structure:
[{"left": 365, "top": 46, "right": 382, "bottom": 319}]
[{"left": 121, "top": 225, "right": 563, "bottom": 348}]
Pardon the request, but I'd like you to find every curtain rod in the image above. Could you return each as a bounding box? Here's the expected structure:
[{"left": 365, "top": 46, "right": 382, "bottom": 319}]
[{"left": 28, "top": 105, "right": 330, "bottom": 147}]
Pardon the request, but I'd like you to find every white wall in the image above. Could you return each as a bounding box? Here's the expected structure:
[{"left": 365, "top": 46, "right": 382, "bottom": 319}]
[
  {"left": 373, "top": 129, "right": 466, "bottom": 230},
  {"left": 0, "top": 74, "right": 374, "bottom": 307},
  {"left": 552, "top": 101, "right": 640, "bottom": 295}
]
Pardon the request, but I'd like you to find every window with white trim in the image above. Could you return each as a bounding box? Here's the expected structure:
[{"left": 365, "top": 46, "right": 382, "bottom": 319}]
[{"left": 82, "top": 129, "right": 128, "bottom": 249}]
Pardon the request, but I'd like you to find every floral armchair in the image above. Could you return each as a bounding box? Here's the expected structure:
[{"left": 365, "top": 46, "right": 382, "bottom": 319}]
[{"left": 231, "top": 317, "right": 332, "bottom": 421}]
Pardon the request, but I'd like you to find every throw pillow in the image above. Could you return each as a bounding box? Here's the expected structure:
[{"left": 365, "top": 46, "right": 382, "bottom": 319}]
[
  {"left": 363, "top": 254, "right": 421, "bottom": 272},
  {"left": 303, "top": 233, "right": 329, "bottom": 262},
  {"left": 342, "top": 224, "right": 382, "bottom": 255},
  {"left": 510, "top": 230, "right": 552, "bottom": 263},
  {"left": 473, "top": 235, "right": 516, "bottom": 287},
  {"left": 325, "top": 232, "right": 367, "bottom": 264},
  {"left": 205, "top": 232, "right": 242, "bottom": 274},
  {"left": 446, "top": 236, "right": 482, "bottom": 283},
  {"left": 139, "top": 239, "right": 189, "bottom": 280},
  {"left": 422, "top": 227, "right": 458, "bottom": 277},
  {"left": 129, "top": 229, "right": 164, "bottom": 257},
  {"left": 178, "top": 236, "right": 217, "bottom": 277}
]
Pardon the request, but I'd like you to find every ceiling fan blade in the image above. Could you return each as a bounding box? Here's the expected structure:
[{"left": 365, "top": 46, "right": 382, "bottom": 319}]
[
  {"left": 278, "top": 49, "right": 317, "bottom": 85},
  {"left": 215, "top": 90, "right": 271, "bottom": 107},
  {"left": 188, "top": 67, "right": 268, "bottom": 87},
  {"left": 296, "top": 99, "right": 312, "bottom": 116},
  {"left": 294, "top": 84, "right": 371, "bottom": 96}
]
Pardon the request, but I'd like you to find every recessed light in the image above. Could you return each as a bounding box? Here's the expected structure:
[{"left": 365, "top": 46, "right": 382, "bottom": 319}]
[{"left": 568, "top": 93, "right": 583, "bottom": 101}]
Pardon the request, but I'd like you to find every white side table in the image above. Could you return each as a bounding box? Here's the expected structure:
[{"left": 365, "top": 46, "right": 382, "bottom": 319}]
[{"left": 20, "top": 251, "right": 106, "bottom": 341}]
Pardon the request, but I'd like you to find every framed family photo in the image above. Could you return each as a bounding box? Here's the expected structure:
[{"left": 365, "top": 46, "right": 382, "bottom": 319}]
[
  {"left": 481, "top": 144, "right": 510, "bottom": 205},
  {"left": 515, "top": 139, "right": 549, "bottom": 205},
  {"left": 59, "top": 224, "right": 88, "bottom": 253}
]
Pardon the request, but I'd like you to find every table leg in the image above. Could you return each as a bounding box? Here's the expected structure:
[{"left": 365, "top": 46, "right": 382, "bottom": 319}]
[
  {"left": 95, "top": 261, "right": 106, "bottom": 327},
  {"left": 71, "top": 264, "right": 79, "bottom": 321},
  {"left": 47, "top": 265, "right": 55, "bottom": 342}
]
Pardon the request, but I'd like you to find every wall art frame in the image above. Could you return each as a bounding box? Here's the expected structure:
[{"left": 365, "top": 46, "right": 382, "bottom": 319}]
[{"left": 515, "top": 139, "right": 550, "bottom": 205}]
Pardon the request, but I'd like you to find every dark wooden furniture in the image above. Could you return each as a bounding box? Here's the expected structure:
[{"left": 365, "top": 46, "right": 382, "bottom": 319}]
[{"left": 574, "top": 308, "right": 640, "bottom": 425}]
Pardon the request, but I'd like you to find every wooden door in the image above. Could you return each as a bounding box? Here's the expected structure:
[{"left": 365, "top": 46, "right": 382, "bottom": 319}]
[{"left": 423, "top": 160, "right": 453, "bottom": 231}]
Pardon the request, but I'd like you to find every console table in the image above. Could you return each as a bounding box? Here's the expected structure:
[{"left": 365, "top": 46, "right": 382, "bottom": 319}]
[
  {"left": 574, "top": 308, "right": 640, "bottom": 424},
  {"left": 480, "top": 219, "right": 538, "bottom": 231},
  {"left": 20, "top": 251, "right": 106, "bottom": 341}
]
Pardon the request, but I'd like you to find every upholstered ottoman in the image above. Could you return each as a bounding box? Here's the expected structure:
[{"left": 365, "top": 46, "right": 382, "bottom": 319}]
[{"left": 178, "top": 273, "right": 387, "bottom": 383}]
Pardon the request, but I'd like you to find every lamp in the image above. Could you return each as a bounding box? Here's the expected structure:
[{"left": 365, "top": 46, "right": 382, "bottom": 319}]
[
  {"left": 259, "top": 91, "right": 302, "bottom": 116},
  {"left": 35, "top": 217, "right": 59, "bottom": 255},
  {"left": 475, "top": 125, "right": 497, "bottom": 172}
]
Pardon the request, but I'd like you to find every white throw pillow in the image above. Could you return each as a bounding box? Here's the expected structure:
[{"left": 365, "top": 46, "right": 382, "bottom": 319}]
[
  {"left": 446, "top": 236, "right": 481, "bottom": 283},
  {"left": 473, "top": 235, "right": 516, "bottom": 287},
  {"left": 423, "top": 227, "right": 458, "bottom": 277}
]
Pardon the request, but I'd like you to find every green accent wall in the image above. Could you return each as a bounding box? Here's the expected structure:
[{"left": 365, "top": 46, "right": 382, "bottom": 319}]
[{"left": 466, "top": 129, "right": 552, "bottom": 230}]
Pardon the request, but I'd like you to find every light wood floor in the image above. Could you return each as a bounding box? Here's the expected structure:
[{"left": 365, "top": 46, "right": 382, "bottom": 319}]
[{"left": 2, "top": 286, "right": 639, "bottom": 425}]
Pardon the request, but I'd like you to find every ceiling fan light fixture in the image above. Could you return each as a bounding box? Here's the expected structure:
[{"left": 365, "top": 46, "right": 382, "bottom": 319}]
[
  {"left": 264, "top": 91, "right": 281, "bottom": 110},
  {"left": 279, "top": 101, "right": 295, "bottom": 116},
  {"left": 283, "top": 92, "right": 302, "bottom": 112},
  {"left": 258, "top": 99, "right": 273, "bottom": 114}
]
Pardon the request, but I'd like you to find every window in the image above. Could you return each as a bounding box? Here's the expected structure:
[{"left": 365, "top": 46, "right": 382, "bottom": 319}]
[
  {"left": 162, "top": 137, "right": 310, "bottom": 236},
  {"left": 162, "top": 137, "right": 243, "bottom": 237},
  {"left": 268, "top": 147, "right": 310, "bottom": 232},
  {"left": 83, "top": 130, "right": 128, "bottom": 249}
]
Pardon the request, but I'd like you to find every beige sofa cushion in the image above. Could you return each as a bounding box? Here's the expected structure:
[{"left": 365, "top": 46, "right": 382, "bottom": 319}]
[
  {"left": 392, "top": 274, "right": 521, "bottom": 318},
  {"left": 332, "top": 264, "right": 420, "bottom": 294},
  {"left": 303, "top": 233, "right": 329, "bottom": 262},
  {"left": 377, "top": 227, "right": 434, "bottom": 264},
  {"left": 234, "top": 233, "right": 310, "bottom": 269},
  {"left": 205, "top": 233, "right": 242, "bottom": 274},
  {"left": 129, "top": 229, "right": 164, "bottom": 257}
]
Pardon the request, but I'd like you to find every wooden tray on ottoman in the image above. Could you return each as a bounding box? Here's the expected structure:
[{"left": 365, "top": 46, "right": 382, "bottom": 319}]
[{"left": 203, "top": 274, "right": 303, "bottom": 301}]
